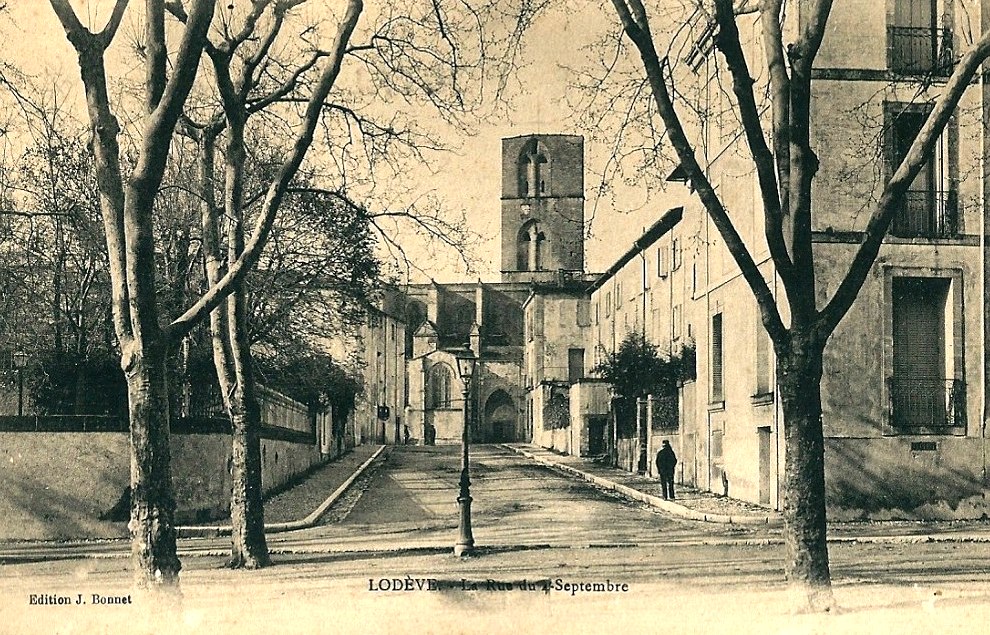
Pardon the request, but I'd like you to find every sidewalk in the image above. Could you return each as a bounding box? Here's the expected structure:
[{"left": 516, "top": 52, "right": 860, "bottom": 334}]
[
  {"left": 503, "top": 443, "right": 990, "bottom": 541},
  {"left": 0, "top": 445, "right": 387, "bottom": 559},
  {"left": 178, "top": 444, "right": 386, "bottom": 537},
  {"left": 503, "top": 443, "right": 780, "bottom": 526}
]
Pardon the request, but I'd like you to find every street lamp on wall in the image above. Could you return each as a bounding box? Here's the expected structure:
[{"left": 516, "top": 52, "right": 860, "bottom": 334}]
[
  {"left": 13, "top": 350, "right": 27, "bottom": 417},
  {"left": 454, "top": 348, "right": 477, "bottom": 557}
]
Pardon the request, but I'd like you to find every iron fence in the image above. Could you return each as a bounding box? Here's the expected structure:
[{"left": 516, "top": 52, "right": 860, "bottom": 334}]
[
  {"left": 890, "top": 377, "right": 964, "bottom": 429},
  {"left": 888, "top": 26, "right": 953, "bottom": 76},
  {"left": 891, "top": 190, "right": 958, "bottom": 238}
]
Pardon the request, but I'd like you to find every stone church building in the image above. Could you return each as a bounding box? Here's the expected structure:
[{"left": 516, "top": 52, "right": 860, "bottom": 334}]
[{"left": 402, "top": 134, "right": 598, "bottom": 446}]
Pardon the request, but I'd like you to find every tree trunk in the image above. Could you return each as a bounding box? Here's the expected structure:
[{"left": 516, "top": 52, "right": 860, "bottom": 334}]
[
  {"left": 777, "top": 335, "right": 833, "bottom": 612},
  {"left": 226, "top": 288, "right": 270, "bottom": 569},
  {"left": 228, "top": 402, "right": 268, "bottom": 568},
  {"left": 224, "top": 120, "right": 269, "bottom": 569},
  {"left": 125, "top": 342, "right": 182, "bottom": 591}
]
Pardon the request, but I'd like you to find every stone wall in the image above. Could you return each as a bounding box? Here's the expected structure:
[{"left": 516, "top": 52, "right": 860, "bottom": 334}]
[
  {"left": 0, "top": 430, "right": 328, "bottom": 540},
  {"left": 825, "top": 436, "right": 990, "bottom": 521}
]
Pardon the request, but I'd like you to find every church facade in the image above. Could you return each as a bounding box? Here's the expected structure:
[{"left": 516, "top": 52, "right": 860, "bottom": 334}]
[{"left": 401, "top": 134, "right": 597, "bottom": 446}]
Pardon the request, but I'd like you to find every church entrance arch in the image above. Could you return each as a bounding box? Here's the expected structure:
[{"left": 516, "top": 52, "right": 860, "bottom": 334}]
[{"left": 483, "top": 390, "right": 517, "bottom": 443}]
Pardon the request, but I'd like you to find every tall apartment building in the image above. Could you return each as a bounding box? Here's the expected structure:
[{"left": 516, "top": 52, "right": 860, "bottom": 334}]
[{"left": 556, "top": 0, "right": 989, "bottom": 520}]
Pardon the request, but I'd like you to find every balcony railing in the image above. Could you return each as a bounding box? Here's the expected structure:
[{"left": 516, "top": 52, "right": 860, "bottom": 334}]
[
  {"left": 888, "top": 25, "right": 954, "bottom": 76},
  {"left": 890, "top": 377, "right": 965, "bottom": 429},
  {"left": 891, "top": 189, "right": 958, "bottom": 238}
]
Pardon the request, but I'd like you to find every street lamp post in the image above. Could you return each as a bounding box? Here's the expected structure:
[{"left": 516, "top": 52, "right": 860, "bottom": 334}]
[
  {"left": 13, "top": 350, "right": 27, "bottom": 417},
  {"left": 454, "top": 349, "right": 477, "bottom": 557}
]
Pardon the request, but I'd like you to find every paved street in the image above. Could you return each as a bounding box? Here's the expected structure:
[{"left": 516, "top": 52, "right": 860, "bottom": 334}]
[
  {"left": 2, "top": 534, "right": 989, "bottom": 634},
  {"left": 2, "top": 444, "right": 990, "bottom": 634},
  {"left": 317, "top": 444, "right": 769, "bottom": 548}
]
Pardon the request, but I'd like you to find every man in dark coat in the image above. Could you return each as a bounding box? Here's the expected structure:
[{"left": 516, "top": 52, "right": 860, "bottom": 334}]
[{"left": 656, "top": 440, "right": 677, "bottom": 500}]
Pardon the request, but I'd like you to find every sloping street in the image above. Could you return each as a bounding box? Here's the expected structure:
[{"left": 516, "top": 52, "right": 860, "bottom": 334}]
[
  {"left": 2, "top": 445, "right": 990, "bottom": 635},
  {"left": 311, "top": 444, "right": 770, "bottom": 549}
]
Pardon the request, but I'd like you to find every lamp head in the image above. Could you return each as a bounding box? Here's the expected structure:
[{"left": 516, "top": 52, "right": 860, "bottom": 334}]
[{"left": 455, "top": 348, "right": 476, "bottom": 383}]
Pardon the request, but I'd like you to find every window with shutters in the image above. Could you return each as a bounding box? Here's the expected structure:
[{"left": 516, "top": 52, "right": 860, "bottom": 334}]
[
  {"left": 711, "top": 313, "right": 724, "bottom": 404},
  {"left": 887, "top": 0, "right": 953, "bottom": 76},
  {"left": 890, "top": 276, "right": 961, "bottom": 429},
  {"left": 885, "top": 101, "right": 957, "bottom": 238},
  {"left": 753, "top": 316, "right": 773, "bottom": 403}
]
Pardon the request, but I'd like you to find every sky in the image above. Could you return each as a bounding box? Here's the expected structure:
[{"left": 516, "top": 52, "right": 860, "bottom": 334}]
[
  {"left": 399, "top": 3, "right": 679, "bottom": 282},
  {"left": 1, "top": 1, "right": 681, "bottom": 284}
]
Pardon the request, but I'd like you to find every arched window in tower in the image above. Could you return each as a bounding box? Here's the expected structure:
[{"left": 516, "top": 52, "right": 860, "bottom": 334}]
[
  {"left": 427, "top": 362, "right": 454, "bottom": 409},
  {"left": 517, "top": 220, "right": 546, "bottom": 271},
  {"left": 517, "top": 138, "right": 551, "bottom": 198},
  {"left": 517, "top": 230, "right": 530, "bottom": 271}
]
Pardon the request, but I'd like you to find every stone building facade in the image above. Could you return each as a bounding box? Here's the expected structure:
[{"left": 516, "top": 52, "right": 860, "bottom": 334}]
[
  {"left": 529, "top": 0, "right": 990, "bottom": 520},
  {"left": 402, "top": 134, "right": 596, "bottom": 446},
  {"left": 352, "top": 287, "right": 407, "bottom": 446},
  {"left": 388, "top": 8, "right": 990, "bottom": 524}
]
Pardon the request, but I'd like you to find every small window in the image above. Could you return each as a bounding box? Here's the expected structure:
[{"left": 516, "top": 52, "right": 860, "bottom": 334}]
[
  {"left": 605, "top": 292, "right": 612, "bottom": 317},
  {"left": 568, "top": 348, "right": 585, "bottom": 383},
  {"left": 672, "top": 238, "right": 682, "bottom": 270},
  {"left": 711, "top": 313, "right": 724, "bottom": 402},
  {"left": 672, "top": 304, "right": 682, "bottom": 340},
  {"left": 657, "top": 247, "right": 667, "bottom": 278},
  {"left": 577, "top": 299, "right": 591, "bottom": 327}
]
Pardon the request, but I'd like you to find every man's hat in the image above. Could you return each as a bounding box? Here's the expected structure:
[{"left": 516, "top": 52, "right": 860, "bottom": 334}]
[{"left": 662, "top": 440, "right": 670, "bottom": 446}]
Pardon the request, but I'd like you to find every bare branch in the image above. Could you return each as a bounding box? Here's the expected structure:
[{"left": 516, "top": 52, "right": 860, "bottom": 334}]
[
  {"left": 817, "top": 28, "right": 990, "bottom": 339},
  {"left": 610, "top": 0, "right": 788, "bottom": 344},
  {"left": 760, "top": 0, "right": 790, "bottom": 231},
  {"left": 246, "top": 50, "right": 327, "bottom": 114},
  {"left": 712, "top": 0, "right": 792, "bottom": 283},
  {"left": 146, "top": 0, "right": 167, "bottom": 110},
  {"left": 99, "top": 0, "right": 130, "bottom": 46},
  {"left": 168, "top": 0, "right": 364, "bottom": 340}
]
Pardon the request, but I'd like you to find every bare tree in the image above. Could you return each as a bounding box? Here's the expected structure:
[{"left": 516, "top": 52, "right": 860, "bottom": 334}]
[
  {"left": 171, "top": 0, "right": 376, "bottom": 569},
  {"left": 599, "top": 0, "right": 990, "bottom": 610},
  {"left": 48, "top": 0, "right": 219, "bottom": 591},
  {"left": 175, "top": 0, "right": 539, "bottom": 568}
]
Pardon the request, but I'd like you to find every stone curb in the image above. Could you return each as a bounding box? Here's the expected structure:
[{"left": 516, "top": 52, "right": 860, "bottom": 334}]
[
  {"left": 10, "top": 530, "right": 990, "bottom": 565},
  {"left": 176, "top": 445, "right": 387, "bottom": 539},
  {"left": 500, "top": 444, "right": 782, "bottom": 527}
]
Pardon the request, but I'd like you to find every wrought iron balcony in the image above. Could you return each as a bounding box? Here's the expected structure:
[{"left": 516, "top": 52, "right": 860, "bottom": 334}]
[
  {"left": 888, "top": 25, "right": 954, "bottom": 76},
  {"left": 889, "top": 377, "right": 965, "bottom": 429},
  {"left": 891, "top": 189, "right": 958, "bottom": 238}
]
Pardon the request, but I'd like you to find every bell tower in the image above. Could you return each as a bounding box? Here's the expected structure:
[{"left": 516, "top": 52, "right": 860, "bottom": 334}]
[{"left": 500, "top": 134, "right": 585, "bottom": 283}]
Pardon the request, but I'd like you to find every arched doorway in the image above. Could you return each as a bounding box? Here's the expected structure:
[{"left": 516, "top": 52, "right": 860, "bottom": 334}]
[{"left": 484, "top": 390, "right": 517, "bottom": 442}]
